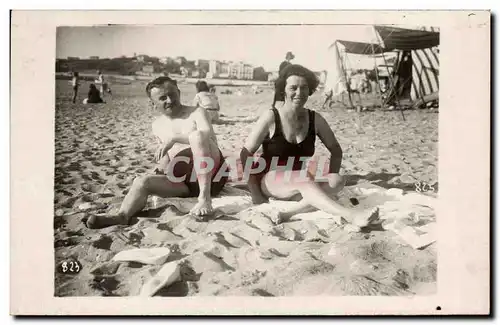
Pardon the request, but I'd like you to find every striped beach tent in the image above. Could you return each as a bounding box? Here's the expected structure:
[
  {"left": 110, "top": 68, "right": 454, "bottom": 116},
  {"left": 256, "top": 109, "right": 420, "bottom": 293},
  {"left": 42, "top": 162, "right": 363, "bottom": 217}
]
[
  {"left": 324, "top": 25, "right": 439, "bottom": 109},
  {"left": 375, "top": 25, "right": 440, "bottom": 105}
]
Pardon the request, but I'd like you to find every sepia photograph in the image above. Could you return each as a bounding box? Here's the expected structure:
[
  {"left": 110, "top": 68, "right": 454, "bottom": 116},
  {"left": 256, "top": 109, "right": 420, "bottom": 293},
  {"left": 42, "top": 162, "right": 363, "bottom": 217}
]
[
  {"left": 10, "top": 10, "right": 490, "bottom": 315},
  {"left": 54, "top": 23, "right": 439, "bottom": 297}
]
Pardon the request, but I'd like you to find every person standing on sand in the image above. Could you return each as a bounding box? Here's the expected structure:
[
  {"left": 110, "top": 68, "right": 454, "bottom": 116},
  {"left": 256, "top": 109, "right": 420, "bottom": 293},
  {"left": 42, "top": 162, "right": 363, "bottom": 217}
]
[
  {"left": 86, "top": 76, "right": 228, "bottom": 229},
  {"left": 322, "top": 86, "right": 334, "bottom": 109},
  {"left": 96, "top": 70, "right": 112, "bottom": 97},
  {"left": 271, "top": 51, "right": 295, "bottom": 109},
  {"left": 70, "top": 71, "right": 79, "bottom": 103},
  {"left": 240, "top": 64, "right": 379, "bottom": 230}
]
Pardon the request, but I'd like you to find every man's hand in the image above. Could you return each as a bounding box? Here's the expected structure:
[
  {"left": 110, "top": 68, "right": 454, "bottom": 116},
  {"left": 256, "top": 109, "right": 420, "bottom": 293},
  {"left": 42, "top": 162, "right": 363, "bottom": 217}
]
[{"left": 155, "top": 142, "right": 172, "bottom": 162}]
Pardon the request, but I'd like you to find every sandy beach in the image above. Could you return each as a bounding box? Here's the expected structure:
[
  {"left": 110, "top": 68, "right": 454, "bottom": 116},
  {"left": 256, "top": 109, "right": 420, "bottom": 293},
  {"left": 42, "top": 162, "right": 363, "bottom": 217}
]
[{"left": 54, "top": 78, "right": 438, "bottom": 297}]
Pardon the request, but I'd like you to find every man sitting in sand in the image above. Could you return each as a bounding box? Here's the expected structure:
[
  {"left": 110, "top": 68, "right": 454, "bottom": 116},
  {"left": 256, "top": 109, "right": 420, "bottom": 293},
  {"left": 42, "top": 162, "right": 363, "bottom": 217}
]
[{"left": 86, "top": 76, "right": 228, "bottom": 229}]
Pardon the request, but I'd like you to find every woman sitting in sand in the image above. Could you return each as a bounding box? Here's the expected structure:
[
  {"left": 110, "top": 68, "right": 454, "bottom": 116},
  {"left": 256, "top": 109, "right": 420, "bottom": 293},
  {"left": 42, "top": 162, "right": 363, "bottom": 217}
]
[
  {"left": 83, "top": 84, "right": 105, "bottom": 104},
  {"left": 193, "top": 80, "right": 221, "bottom": 123},
  {"left": 86, "top": 76, "right": 227, "bottom": 229},
  {"left": 239, "top": 64, "right": 379, "bottom": 230}
]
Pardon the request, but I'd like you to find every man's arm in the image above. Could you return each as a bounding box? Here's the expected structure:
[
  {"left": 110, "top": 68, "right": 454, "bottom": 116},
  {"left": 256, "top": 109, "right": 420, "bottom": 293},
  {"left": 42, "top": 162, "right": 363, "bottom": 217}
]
[{"left": 315, "top": 112, "right": 343, "bottom": 173}]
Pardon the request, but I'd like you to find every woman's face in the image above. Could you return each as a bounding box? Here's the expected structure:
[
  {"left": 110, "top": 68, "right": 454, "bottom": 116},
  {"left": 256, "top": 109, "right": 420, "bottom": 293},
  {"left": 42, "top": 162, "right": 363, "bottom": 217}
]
[
  {"left": 150, "top": 82, "right": 181, "bottom": 116},
  {"left": 284, "top": 75, "right": 309, "bottom": 109}
]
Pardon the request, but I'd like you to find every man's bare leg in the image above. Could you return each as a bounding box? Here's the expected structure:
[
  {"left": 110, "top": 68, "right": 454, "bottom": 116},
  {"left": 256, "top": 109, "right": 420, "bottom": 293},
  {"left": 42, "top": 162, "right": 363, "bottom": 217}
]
[
  {"left": 72, "top": 88, "right": 78, "bottom": 103},
  {"left": 261, "top": 171, "right": 379, "bottom": 228},
  {"left": 154, "top": 154, "right": 170, "bottom": 174},
  {"left": 188, "top": 130, "right": 221, "bottom": 216},
  {"left": 86, "top": 175, "right": 190, "bottom": 229}
]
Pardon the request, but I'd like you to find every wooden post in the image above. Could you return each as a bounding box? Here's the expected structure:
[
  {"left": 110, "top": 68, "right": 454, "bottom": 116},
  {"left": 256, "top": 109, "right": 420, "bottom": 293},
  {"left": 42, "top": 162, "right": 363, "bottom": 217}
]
[
  {"left": 334, "top": 42, "right": 354, "bottom": 109},
  {"left": 374, "top": 28, "right": 405, "bottom": 121},
  {"left": 371, "top": 44, "right": 383, "bottom": 108}
]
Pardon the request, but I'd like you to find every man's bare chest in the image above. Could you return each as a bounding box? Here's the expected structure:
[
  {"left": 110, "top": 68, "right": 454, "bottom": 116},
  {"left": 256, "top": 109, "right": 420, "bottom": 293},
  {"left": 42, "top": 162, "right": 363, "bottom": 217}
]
[{"left": 154, "top": 116, "right": 197, "bottom": 141}]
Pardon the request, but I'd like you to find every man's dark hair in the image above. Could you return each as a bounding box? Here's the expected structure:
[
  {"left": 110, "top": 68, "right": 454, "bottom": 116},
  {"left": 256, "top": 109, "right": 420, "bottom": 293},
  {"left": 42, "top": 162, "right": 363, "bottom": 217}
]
[
  {"left": 146, "top": 76, "right": 180, "bottom": 98},
  {"left": 274, "top": 64, "right": 319, "bottom": 97}
]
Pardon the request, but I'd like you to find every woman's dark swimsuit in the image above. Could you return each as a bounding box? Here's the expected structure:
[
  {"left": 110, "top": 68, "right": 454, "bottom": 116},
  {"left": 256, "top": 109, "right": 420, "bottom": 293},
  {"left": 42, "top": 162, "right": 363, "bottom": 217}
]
[{"left": 260, "top": 108, "right": 316, "bottom": 173}]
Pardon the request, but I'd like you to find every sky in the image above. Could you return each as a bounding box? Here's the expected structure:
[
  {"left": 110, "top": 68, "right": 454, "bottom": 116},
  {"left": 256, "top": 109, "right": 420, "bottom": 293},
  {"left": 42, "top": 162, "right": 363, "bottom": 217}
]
[{"left": 56, "top": 25, "right": 385, "bottom": 72}]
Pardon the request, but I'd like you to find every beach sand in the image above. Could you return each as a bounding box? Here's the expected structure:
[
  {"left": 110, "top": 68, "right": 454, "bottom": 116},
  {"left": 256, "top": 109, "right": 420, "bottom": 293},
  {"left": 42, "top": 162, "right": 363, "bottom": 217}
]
[{"left": 54, "top": 79, "right": 438, "bottom": 297}]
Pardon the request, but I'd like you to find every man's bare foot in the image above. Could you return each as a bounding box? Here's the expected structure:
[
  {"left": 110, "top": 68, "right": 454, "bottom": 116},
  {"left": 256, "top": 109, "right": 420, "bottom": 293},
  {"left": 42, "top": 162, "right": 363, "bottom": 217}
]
[
  {"left": 189, "top": 198, "right": 213, "bottom": 216},
  {"left": 350, "top": 207, "right": 380, "bottom": 228},
  {"left": 86, "top": 213, "right": 129, "bottom": 229}
]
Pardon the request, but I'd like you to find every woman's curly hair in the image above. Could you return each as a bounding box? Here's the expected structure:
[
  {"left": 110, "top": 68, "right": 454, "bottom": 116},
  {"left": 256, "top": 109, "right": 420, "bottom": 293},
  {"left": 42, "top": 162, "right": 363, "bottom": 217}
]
[{"left": 274, "top": 64, "right": 319, "bottom": 97}]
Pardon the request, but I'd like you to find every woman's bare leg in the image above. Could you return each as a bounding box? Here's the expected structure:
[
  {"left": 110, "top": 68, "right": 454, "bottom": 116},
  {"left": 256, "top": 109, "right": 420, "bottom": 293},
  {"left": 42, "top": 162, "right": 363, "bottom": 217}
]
[
  {"left": 261, "top": 170, "right": 378, "bottom": 227},
  {"left": 270, "top": 173, "right": 347, "bottom": 223}
]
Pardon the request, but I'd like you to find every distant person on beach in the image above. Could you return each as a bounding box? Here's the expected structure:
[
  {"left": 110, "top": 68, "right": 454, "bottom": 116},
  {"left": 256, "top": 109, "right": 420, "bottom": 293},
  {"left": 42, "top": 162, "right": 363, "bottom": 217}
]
[
  {"left": 193, "top": 80, "right": 221, "bottom": 123},
  {"left": 70, "top": 71, "right": 79, "bottom": 103},
  {"left": 96, "top": 70, "right": 112, "bottom": 97},
  {"left": 322, "top": 87, "right": 334, "bottom": 109},
  {"left": 83, "top": 84, "right": 105, "bottom": 104},
  {"left": 271, "top": 51, "right": 295, "bottom": 109},
  {"left": 86, "top": 76, "right": 227, "bottom": 229},
  {"left": 240, "top": 64, "right": 379, "bottom": 230}
]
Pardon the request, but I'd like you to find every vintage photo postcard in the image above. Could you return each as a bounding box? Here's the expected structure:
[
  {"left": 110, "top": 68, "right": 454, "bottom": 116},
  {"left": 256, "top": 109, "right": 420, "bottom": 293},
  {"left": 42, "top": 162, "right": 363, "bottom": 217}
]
[{"left": 10, "top": 10, "right": 490, "bottom": 315}]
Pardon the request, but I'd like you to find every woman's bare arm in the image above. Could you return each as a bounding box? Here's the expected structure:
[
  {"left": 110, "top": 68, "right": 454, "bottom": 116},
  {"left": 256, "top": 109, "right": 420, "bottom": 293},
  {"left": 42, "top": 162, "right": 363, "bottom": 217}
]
[{"left": 315, "top": 112, "right": 343, "bottom": 173}]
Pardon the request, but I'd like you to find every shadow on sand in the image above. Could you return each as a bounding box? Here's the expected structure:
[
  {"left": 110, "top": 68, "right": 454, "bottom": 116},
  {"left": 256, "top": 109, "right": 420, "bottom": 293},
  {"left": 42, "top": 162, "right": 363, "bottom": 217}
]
[{"left": 346, "top": 172, "right": 438, "bottom": 192}]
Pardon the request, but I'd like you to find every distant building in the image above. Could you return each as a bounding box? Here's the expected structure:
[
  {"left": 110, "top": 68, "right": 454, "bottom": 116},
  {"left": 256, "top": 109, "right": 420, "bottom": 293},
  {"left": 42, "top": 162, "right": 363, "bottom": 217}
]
[
  {"left": 253, "top": 67, "right": 269, "bottom": 81},
  {"left": 89, "top": 56, "right": 100, "bottom": 60},
  {"left": 209, "top": 60, "right": 219, "bottom": 77},
  {"left": 219, "top": 61, "right": 230, "bottom": 78},
  {"left": 175, "top": 57, "right": 187, "bottom": 66},
  {"left": 142, "top": 65, "right": 154, "bottom": 74},
  {"left": 159, "top": 57, "right": 170, "bottom": 65},
  {"left": 136, "top": 55, "right": 146, "bottom": 62},
  {"left": 180, "top": 66, "right": 189, "bottom": 77},
  {"left": 267, "top": 71, "right": 279, "bottom": 82},
  {"left": 191, "top": 69, "right": 207, "bottom": 78},
  {"left": 208, "top": 60, "right": 254, "bottom": 80},
  {"left": 196, "top": 59, "right": 210, "bottom": 71},
  {"left": 67, "top": 56, "right": 80, "bottom": 60}
]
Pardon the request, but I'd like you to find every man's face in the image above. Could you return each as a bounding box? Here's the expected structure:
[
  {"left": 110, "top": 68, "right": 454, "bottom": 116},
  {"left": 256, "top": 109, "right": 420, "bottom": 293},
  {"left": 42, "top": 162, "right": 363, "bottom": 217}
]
[{"left": 150, "top": 82, "right": 181, "bottom": 116}]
